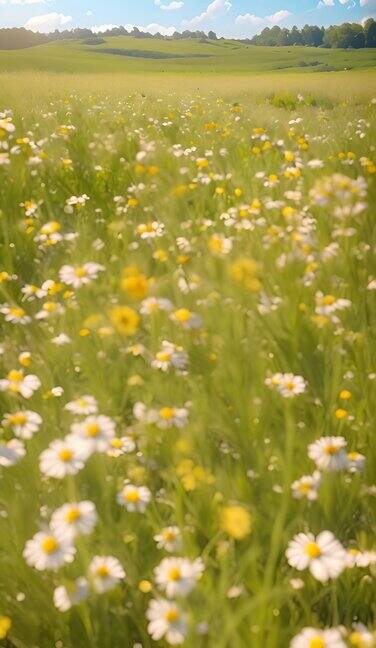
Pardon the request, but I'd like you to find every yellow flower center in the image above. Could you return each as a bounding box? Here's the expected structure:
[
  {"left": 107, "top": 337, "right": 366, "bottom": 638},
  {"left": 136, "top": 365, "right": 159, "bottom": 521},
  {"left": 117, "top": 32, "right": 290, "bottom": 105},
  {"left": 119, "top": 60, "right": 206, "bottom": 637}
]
[
  {"left": 173, "top": 308, "right": 191, "bottom": 323},
  {"left": 59, "top": 448, "right": 73, "bottom": 462},
  {"left": 164, "top": 609, "right": 179, "bottom": 623},
  {"left": 163, "top": 530, "right": 177, "bottom": 542},
  {"left": 9, "top": 413, "right": 27, "bottom": 426},
  {"left": 124, "top": 489, "right": 140, "bottom": 503},
  {"left": 111, "top": 438, "right": 123, "bottom": 448},
  {"left": 156, "top": 351, "right": 172, "bottom": 363},
  {"left": 85, "top": 423, "right": 100, "bottom": 437},
  {"left": 323, "top": 295, "right": 336, "bottom": 306},
  {"left": 168, "top": 567, "right": 182, "bottom": 582},
  {"left": 74, "top": 267, "right": 87, "bottom": 278},
  {"left": 9, "top": 307, "right": 26, "bottom": 318},
  {"left": 305, "top": 542, "right": 321, "bottom": 559},
  {"left": 96, "top": 565, "right": 110, "bottom": 577},
  {"left": 298, "top": 482, "right": 311, "bottom": 494},
  {"left": 65, "top": 507, "right": 81, "bottom": 524},
  {"left": 309, "top": 637, "right": 325, "bottom": 648},
  {"left": 42, "top": 536, "right": 59, "bottom": 554},
  {"left": 159, "top": 407, "right": 175, "bottom": 420},
  {"left": 7, "top": 370, "right": 23, "bottom": 382},
  {"left": 325, "top": 444, "right": 339, "bottom": 455}
]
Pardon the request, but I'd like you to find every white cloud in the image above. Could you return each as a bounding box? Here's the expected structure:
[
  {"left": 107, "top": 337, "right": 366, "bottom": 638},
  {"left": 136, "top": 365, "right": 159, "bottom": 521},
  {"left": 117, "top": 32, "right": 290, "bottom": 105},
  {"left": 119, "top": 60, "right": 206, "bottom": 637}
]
[
  {"left": 267, "top": 9, "right": 292, "bottom": 23},
  {"left": 24, "top": 12, "right": 72, "bottom": 32},
  {"left": 182, "top": 0, "right": 232, "bottom": 28},
  {"left": 92, "top": 23, "right": 177, "bottom": 36},
  {"left": 317, "top": 0, "right": 335, "bottom": 6},
  {"left": 360, "top": 0, "right": 376, "bottom": 6},
  {"left": 236, "top": 9, "right": 292, "bottom": 28},
  {"left": 4, "top": 0, "right": 54, "bottom": 4},
  {"left": 155, "top": 0, "right": 184, "bottom": 10},
  {"left": 86, "top": 10, "right": 93, "bottom": 16}
]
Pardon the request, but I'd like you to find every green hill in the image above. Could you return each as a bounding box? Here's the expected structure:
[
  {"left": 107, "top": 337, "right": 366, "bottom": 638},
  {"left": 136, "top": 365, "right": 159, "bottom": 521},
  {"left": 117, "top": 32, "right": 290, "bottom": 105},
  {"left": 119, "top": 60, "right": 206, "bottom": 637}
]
[{"left": 0, "top": 37, "right": 375, "bottom": 74}]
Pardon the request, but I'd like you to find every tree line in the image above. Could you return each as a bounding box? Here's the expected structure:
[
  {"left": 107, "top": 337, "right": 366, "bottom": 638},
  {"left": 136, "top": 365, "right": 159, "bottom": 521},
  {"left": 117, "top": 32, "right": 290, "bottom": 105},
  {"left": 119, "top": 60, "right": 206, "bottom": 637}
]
[
  {"left": 250, "top": 19, "right": 376, "bottom": 48},
  {"left": 0, "top": 20, "right": 375, "bottom": 50}
]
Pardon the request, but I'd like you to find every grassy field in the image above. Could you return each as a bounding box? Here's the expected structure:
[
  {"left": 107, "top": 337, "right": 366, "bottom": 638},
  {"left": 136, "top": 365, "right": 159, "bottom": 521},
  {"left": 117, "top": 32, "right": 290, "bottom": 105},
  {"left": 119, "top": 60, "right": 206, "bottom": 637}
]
[
  {"left": 0, "top": 49, "right": 375, "bottom": 648},
  {"left": 0, "top": 37, "right": 376, "bottom": 74}
]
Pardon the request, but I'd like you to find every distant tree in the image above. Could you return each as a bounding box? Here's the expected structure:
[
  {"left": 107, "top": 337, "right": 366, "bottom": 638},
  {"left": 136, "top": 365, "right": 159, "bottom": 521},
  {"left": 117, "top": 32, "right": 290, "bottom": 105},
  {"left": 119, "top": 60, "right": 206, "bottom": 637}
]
[
  {"left": 364, "top": 18, "right": 376, "bottom": 48},
  {"left": 208, "top": 31, "right": 217, "bottom": 40}
]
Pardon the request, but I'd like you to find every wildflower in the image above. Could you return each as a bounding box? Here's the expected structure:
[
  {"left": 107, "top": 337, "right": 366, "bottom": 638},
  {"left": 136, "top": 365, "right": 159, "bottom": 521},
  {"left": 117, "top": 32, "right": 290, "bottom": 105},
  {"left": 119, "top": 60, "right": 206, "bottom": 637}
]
[
  {"left": 50, "top": 501, "right": 98, "bottom": 540},
  {"left": 0, "top": 617, "right": 11, "bottom": 640},
  {"left": 140, "top": 297, "right": 173, "bottom": 315},
  {"left": 154, "top": 527, "right": 182, "bottom": 553},
  {"left": 2, "top": 410, "right": 42, "bottom": 439},
  {"left": 347, "top": 451, "right": 365, "bottom": 473},
  {"left": 39, "top": 435, "right": 91, "bottom": 479},
  {"left": 0, "top": 439, "right": 26, "bottom": 467},
  {"left": 286, "top": 531, "right": 346, "bottom": 582},
  {"left": 208, "top": 234, "right": 233, "bottom": 256},
  {"left": 348, "top": 623, "right": 376, "bottom": 647},
  {"left": 59, "top": 263, "right": 104, "bottom": 288},
  {"left": 136, "top": 221, "right": 164, "bottom": 239},
  {"left": 151, "top": 341, "right": 188, "bottom": 373},
  {"left": 0, "top": 370, "right": 41, "bottom": 398},
  {"left": 170, "top": 308, "right": 202, "bottom": 330},
  {"left": 229, "top": 258, "right": 261, "bottom": 291},
  {"left": 147, "top": 599, "right": 187, "bottom": 645},
  {"left": 88, "top": 556, "right": 126, "bottom": 593},
  {"left": 107, "top": 436, "right": 136, "bottom": 457},
  {"left": 109, "top": 305, "right": 140, "bottom": 335},
  {"left": 154, "top": 556, "right": 204, "bottom": 598},
  {"left": 290, "top": 627, "right": 347, "bottom": 648},
  {"left": 117, "top": 484, "right": 151, "bottom": 512},
  {"left": 291, "top": 471, "right": 321, "bottom": 501},
  {"left": 220, "top": 506, "right": 252, "bottom": 540},
  {"left": 0, "top": 305, "right": 31, "bottom": 325},
  {"left": 265, "top": 373, "right": 307, "bottom": 398},
  {"left": 121, "top": 267, "right": 149, "bottom": 300},
  {"left": 70, "top": 415, "right": 115, "bottom": 453},
  {"left": 23, "top": 530, "right": 76, "bottom": 571},
  {"left": 65, "top": 395, "right": 98, "bottom": 416},
  {"left": 53, "top": 577, "right": 89, "bottom": 612},
  {"left": 308, "top": 437, "right": 348, "bottom": 472},
  {"left": 157, "top": 406, "right": 189, "bottom": 430}
]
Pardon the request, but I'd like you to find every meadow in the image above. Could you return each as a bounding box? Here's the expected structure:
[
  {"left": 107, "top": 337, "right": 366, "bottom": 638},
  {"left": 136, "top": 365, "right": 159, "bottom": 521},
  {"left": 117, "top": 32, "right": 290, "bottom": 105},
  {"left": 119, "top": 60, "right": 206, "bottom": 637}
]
[{"left": 0, "top": 45, "right": 375, "bottom": 648}]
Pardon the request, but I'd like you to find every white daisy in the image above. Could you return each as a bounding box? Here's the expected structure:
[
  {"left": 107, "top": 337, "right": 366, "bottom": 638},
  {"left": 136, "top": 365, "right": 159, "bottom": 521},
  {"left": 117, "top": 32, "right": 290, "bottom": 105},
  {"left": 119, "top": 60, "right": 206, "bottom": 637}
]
[
  {"left": 0, "top": 439, "right": 26, "bottom": 467},
  {"left": 23, "top": 530, "right": 76, "bottom": 571},
  {"left": 136, "top": 221, "right": 165, "bottom": 239},
  {"left": 291, "top": 471, "right": 321, "bottom": 501},
  {"left": 2, "top": 410, "right": 42, "bottom": 439},
  {"left": 266, "top": 373, "right": 307, "bottom": 398},
  {"left": 0, "top": 304, "right": 31, "bottom": 325},
  {"left": 157, "top": 407, "right": 189, "bottom": 430},
  {"left": 348, "top": 623, "right": 376, "bottom": 647},
  {"left": 154, "top": 527, "right": 182, "bottom": 553},
  {"left": 117, "top": 484, "right": 151, "bottom": 512},
  {"left": 88, "top": 555, "right": 126, "bottom": 593},
  {"left": 65, "top": 395, "right": 98, "bottom": 416},
  {"left": 154, "top": 556, "right": 204, "bottom": 598},
  {"left": 286, "top": 531, "right": 346, "bottom": 582},
  {"left": 308, "top": 437, "right": 348, "bottom": 472},
  {"left": 70, "top": 415, "right": 115, "bottom": 452},
  {"left": 151, "top": 341, "right": 188, "bottom": 373},
  {"left": 53, "top": 577, "right": 89, "bottom": 612},
  {"left": 107, "top": 436, "right": 136, "bottom": 457},
  {"left": 147, "top": 599, "right": 187, "bottom": 646},
  {"left": 39, "top": 435, "right": 92, "bottom": 479},
  {"left": 0, "top": 370, "right": 41, "bottom": 398},
  {"left": 59, "top": 262, "right": 104, "bottom": 288},
  {"left": 50, "top": 501, "right": 98, "bottom": 540},
  {"left": 140, "top": 297, "right": 173, "bottom": 315},
  {"left": 170, "top": 308, "right": 203, "bottom": 330},
  {"left": 290, "top": 626, "right": 347, "bottom": 648},
  {"left": 35, "top": 301, "right": 64, "bottom": 320}
]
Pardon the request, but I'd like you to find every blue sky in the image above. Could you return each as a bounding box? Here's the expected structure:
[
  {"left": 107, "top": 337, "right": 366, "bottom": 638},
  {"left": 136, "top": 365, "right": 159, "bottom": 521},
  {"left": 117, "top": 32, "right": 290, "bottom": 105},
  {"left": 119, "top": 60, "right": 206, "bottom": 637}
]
[{"left": 0, "top": 0, "right": 375, "bottom": 37}]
